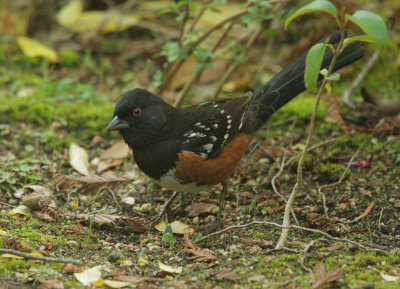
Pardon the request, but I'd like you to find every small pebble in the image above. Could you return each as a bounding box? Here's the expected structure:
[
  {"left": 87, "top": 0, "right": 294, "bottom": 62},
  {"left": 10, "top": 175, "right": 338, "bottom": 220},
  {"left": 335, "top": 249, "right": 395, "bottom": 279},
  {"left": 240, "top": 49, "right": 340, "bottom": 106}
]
[{"left": 107, "top": 250, "right": 122, "bottom": 263}]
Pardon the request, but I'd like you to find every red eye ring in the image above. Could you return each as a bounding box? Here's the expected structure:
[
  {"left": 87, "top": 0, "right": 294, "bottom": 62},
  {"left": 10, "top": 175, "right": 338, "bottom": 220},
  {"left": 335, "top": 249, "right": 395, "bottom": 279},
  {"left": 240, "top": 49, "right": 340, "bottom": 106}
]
[{"left": 133, "top": 108, "right": 142, "bottom": 116}]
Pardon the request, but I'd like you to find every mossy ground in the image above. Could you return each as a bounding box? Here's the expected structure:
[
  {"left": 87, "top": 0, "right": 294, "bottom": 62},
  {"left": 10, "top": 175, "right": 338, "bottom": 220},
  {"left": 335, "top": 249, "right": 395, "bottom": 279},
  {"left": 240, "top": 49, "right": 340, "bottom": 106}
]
[{"left": 1, "top": 18, "right": 400, "bottom": 289}]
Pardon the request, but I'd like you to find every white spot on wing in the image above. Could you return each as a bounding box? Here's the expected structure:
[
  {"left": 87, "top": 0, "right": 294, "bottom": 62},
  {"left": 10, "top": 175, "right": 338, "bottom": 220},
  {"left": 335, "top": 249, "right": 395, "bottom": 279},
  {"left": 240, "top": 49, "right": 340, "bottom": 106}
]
[
  {"left": 202, "top": 143, "right": 213, "bottom": 152},
  {"left": 210, "top": 136, "right": 217, "bottom": 142},
  {"left": 199, "top": 152, "right": 207, "bottom": 158},
  {"left": 188, "top": 132, "right": 206, "bottom": 138},
  {"left": 212, "top": 123, "right": 218, "bottom": 129}
]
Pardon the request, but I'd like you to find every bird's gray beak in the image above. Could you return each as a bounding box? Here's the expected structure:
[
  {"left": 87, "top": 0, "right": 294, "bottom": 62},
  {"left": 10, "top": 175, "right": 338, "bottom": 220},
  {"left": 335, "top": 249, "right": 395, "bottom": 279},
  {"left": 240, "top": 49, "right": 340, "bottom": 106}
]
[{"left": 107, "top": 116, "right": 129, "bottom": 131}]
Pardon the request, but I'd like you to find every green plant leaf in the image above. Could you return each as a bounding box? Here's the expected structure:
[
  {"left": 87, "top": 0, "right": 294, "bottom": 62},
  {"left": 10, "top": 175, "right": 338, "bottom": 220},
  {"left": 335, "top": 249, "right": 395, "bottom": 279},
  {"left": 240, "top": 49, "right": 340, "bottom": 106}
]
[
  {"left": 285, "top": 0, "right": 337, "bottom": 29},
  {"left": 305, "top": 41, "right": 327, "bottom": 92},
  {"left": 346, "top": 11, "right": 387, "bottom": 46},
  {"left": 342, "top": 35, "right": 374, "bottom": 50},
  {"left": 326, "top": 72, "right": 340, "bottom": 81},
  {"left": 192, "top": 233, "right": 203, "bottom": 243}
]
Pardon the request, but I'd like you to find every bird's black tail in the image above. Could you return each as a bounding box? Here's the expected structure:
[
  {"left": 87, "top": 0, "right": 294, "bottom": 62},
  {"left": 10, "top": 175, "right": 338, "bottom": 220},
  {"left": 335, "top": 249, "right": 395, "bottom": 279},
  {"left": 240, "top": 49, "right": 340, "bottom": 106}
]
[{"left": 242, "top": 32, "right": 366, "bottom": 133}]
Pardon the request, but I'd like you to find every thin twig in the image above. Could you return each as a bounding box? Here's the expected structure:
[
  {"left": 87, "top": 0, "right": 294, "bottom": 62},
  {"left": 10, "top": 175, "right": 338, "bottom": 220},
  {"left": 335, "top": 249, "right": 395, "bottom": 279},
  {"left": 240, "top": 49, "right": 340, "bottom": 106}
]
[
  {"left": 378, "top": 207, "right": 384, "bottom": 231},
  {"left": 191, "top": 4, "right": 251, "bottom": 49},
  {"left": 178, "top": 2, "right": 189, "bottom": 49},
  {"left": 198, "top": 221, "right": 388, "bottom": 254},
  {"left": 157, "top": 5, "right": 251, "bottom": 94},
  {"left": 271, "top": 153, "right": 299, "bottom": 225},
  {"left": 299, "top": 240, "right": 315, "bottom": 273},
  {"left": 188, "top": 7, "right": 205, "bottom": 33},
  {"left": 318, "top": 149, "right": 360, "bottom": 219},
  {"left": 93, "top": 186, "right": 121, "bottom": 210},
  {"left": 0, "top": 201, "right": 16, "bottom": 208},
  {"left": 0, "top": 248, "right": 81, "bottom": 264},
  {"left": 173, "top": 20, "right": 236, "bottom": 107},
  {"left": 343, "top": 50, "right": 379, "bottom": 109},
  {"left": 213, "top": 24, "right": 263, "bottom": 99}
]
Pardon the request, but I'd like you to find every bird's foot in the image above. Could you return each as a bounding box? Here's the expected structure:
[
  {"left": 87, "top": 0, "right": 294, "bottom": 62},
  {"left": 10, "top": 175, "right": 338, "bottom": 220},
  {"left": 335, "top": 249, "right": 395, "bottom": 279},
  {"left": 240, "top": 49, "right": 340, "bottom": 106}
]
[{"left": 148, "top": 191, "right": 179, "bottom": 230}]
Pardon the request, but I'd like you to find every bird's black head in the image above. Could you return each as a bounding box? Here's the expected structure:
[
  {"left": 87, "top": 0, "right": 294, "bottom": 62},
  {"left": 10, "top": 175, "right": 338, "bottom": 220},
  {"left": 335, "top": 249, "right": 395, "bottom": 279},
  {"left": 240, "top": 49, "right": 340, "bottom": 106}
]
[{"left": 107, "top": 88, "right": 172, "bottom": 148}]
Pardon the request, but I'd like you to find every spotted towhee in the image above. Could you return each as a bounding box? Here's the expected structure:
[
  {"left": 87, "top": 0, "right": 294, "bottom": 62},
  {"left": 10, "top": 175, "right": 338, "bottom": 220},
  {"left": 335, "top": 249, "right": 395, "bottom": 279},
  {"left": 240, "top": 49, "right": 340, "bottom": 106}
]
[{"left": 107, "top": 32, "right": 365, "bottom": 226}]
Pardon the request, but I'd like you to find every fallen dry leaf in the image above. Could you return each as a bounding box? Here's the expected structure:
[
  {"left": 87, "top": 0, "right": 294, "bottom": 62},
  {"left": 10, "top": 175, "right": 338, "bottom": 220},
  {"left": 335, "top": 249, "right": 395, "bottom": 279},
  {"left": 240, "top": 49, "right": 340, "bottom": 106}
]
[
  {"left": 56, "top": 174, "right": 130, "bottom": 194},
  {"left": 22, "top": 185, "right": 54, "bottom": 210},
  {"left": 65, "top": 263, "right": 83, "bottom": 274},
  {"left": 158, "top": 260, "right": 183, "bottom": 274},
  {"left": 69, "top": 143, "right": 89, "bottom": 176},
  {"left": 92, "top": 158, "right": 123, "bottom": 173},
  {"left": 74, "top": 266, "right": 102, "bottom": 286},
  {"left": 380, "top": 271, "right": 400, "bottom": 282},
  {"left": 155, "top": 220, "right": 194, "bottom": 235},
  {"left": 310, "top": 263, "right": 343, "bottom": 289},
  {"left": 17, "top": 36, "right": 58, "bottom": 62},
  {"left": 347, "top": 201, "right": 375, "bottom": 224},
  {"left": 212, "top": 268, "right": 240, "bottom": 281},
  {"left": 100, "top": 140, "right": 131, "bottom": 160},
  {"left": 183, "top": 233, "right": 216, "bottom": 263},
  {"left": 115, "top": 275, "right": 160, "bottom": 284},
  {"left": 294, "top": 208, "right": 339, "bottom": 231},
  {"left": 1, "top": 253, "right": 24, "bottom": 259},
  {"left": 8, "top": 205, "right": 31, "bottom": 217},
  {"left": 56, "top": 0, "right": 82, "bottom": 27},
  {"left": 185, "top": 202, "right": 217, "bottom": 217},
  {"left": 103, "top": 279, "right": 132, "bottom": 288},
  {"left": 38, "top": 279, "right": 64, "bottom": 289}
]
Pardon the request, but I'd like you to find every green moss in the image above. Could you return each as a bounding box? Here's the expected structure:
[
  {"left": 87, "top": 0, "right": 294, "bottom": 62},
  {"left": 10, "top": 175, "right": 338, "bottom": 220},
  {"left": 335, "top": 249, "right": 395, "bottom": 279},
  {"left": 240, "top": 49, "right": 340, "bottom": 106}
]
[
  {"left": 0, "top": 259, "right": 37, "bottom": 274},
  {"left": 315, "top": 162, "right": 347, "bottom": 180},
  {"left": 277, "top": 93, "right": 327, "bottom": 120}
]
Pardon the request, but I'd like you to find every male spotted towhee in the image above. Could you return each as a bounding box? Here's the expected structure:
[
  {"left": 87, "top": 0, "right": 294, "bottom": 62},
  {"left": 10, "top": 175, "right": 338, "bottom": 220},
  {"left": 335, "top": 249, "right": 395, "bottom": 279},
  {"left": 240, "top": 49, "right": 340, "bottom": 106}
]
[{"left": 107, "top": 32, "right": 365, "bottom": 227}]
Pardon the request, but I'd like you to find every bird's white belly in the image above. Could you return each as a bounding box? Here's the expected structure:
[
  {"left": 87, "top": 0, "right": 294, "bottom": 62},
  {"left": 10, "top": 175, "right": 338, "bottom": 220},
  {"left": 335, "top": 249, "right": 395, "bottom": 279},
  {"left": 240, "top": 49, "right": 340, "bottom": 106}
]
[{"left": 158, "top": 169, "right": 209, "bottom": 193}]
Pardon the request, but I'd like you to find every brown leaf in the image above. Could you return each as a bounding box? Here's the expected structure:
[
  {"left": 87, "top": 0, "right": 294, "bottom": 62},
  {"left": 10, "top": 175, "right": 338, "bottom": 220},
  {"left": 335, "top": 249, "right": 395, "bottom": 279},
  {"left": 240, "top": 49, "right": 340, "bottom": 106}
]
[
  {"left": 64, "top": 263, "right": 83, "bottom": 274},
  {"left": 55, "top": 173, "right": 130, "bottom": 194},
  {"left": 100, "top": 140, "right": 131, "bottom": 160},
  {"left": 63, "top": 224, "right": 88, "bottom": 235},
  {"left": 212, "top": 269, "right": 240, "bottom": 281},
  {"left": 294, "top": 208, "right": 339, "bottom": 231},
  {"left": 347, "top": 201, "right": 375, "bottom": 224},
  {"left": 326, "top": 245, "right": 343, "bottom": 251},
  {"left": 22, "top": 185, "right": 54, "bottom": 210},
  {"left": 183, "top": 233, "right": 216, "bottom": 263},
  {"left": 115, "top": 275, "right": 160, "bottom": 284},
  {"left": 241, "top": 238, "right": 273, "bottom": 248},
  {"left": 2, "top": 235, "right": 32, "bottom": 253},
  {"left": 185, "top": 202, "right": 217, "bottom": 217},
  {"left": 311, "top": 263, "right": 343, "bottom": 289},
  {"left": 38, "top": 279, "right": 64, "bottom": 289},
  {"left": 41, "top": 237, "right": 53, "bottom": 250},
  {"left": 128, "top": 217, "right": 149, "bottom": 232},
  {"left": 93, "top": 158, "right": 124, "bottom": 173},
  {"left": 324, "top": 93, "right": 349, "bottom": 133}
]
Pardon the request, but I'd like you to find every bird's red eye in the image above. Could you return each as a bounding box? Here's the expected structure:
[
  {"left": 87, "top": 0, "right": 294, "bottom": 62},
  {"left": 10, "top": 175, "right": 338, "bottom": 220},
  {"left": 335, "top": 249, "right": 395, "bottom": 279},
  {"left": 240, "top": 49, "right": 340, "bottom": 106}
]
[{"left": 133, "top": 108, "right": 142, "bottom": 116}]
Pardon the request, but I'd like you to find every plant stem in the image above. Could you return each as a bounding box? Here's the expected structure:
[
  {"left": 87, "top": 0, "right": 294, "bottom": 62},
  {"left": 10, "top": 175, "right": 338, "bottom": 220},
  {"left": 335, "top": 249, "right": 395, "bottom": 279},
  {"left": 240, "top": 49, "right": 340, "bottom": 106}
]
[{"left": 275, "top": 30, "right": 346, "bottom": 249}]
